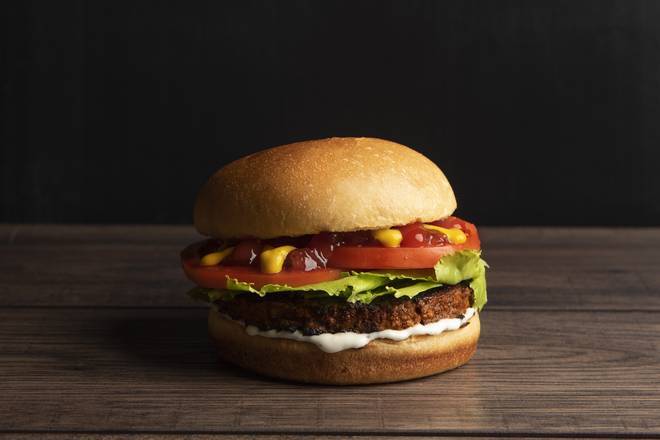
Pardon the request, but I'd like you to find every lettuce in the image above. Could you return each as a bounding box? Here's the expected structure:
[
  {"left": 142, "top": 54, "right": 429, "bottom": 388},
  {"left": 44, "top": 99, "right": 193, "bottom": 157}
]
[
  {"left": 434, "top": 250, "right": 488, "bottom": 310},
  {"left": 226, "top": 273, "right": 387, "bottom": 297},
  {"left": 188, "top": 250, "right": 487, "bottom": 310}
]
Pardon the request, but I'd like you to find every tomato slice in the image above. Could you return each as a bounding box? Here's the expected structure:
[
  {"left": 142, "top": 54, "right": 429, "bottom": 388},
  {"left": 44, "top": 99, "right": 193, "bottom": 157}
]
[
  {"left": 326, "top": 246, "right": 451, "bottom": 269},
  {"left": 181, "top": 241, "right": 342, "bottom": 289},
  {"left": 327, "top": 220, "right": 481, "bottom": 269}
]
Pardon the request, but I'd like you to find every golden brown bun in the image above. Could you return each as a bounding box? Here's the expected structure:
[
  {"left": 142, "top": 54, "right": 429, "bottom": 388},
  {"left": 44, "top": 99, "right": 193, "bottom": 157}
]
[
  {"left": 195, "top": 137, "right": 456, "bottom": 239},
  {"left": 208, "top": 309, "right": 480, "bottom": 385}
]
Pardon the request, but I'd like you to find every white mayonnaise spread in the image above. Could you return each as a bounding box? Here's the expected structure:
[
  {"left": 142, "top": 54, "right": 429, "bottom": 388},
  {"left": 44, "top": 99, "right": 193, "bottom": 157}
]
[{"left": 244, "top": 308, "right": 475, "bottom": 353}]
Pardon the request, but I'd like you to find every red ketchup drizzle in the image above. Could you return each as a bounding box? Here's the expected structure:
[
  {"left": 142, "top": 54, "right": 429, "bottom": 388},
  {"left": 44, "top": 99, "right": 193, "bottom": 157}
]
[
  {"left": 201, "top": 217, "right": 469, "bottom": 272},
  {"left": 285, "top": 248, "right": 328, "bottom": 271},
  {"left": 398, "top": 223, "right": 449, "bottom": 247},
  {"left": 223, "top": 239, "right": 263, "bottom": 266}
]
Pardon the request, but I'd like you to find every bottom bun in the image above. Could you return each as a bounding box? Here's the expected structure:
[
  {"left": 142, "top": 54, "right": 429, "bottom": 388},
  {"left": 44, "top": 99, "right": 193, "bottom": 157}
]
[{"left": 208, "top": 309, "right": 480, "bottom": 385}]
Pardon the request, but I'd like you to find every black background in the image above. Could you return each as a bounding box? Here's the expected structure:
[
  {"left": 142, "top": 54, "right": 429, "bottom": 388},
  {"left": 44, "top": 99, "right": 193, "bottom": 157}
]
[{"left": 3, "top": 0, "right": 659, "bottom": 226}]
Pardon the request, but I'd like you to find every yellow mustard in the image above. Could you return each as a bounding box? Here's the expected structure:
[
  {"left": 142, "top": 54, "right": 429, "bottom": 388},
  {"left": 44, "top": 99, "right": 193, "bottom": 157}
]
[
  {"left": 422, "top": 224, "right": 467, "bottom": 244},
  {"left": 200, "top": 246, "right": 235, "bottom": 266},
  {"left": 260, "top": 245, "right": 296, "bottom": 274},
  {"left": 372, "top": 228, "right": 403, "bottom": 247}
]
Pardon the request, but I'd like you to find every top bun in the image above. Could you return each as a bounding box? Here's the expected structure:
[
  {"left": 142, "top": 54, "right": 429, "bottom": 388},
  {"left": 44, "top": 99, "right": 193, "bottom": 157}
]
[{"left": 194, "top": 137, "right": 456, "bottom": 239}]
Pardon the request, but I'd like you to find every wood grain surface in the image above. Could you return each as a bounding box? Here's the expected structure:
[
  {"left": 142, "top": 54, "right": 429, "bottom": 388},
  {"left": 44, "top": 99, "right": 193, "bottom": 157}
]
[
  {"left": 1, "top": 225, "right": 659, "bottom": 438},
  {"left": 0, "top": 436, "right": 633, "bottom": 440},
  {"left": 0, "top": 437, "right": 641, "bottom": 440}
]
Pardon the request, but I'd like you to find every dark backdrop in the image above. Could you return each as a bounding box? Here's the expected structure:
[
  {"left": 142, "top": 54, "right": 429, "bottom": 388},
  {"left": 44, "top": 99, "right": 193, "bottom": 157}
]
[{"left": 3, "top": 0, "right": 660, "bottom": 226}]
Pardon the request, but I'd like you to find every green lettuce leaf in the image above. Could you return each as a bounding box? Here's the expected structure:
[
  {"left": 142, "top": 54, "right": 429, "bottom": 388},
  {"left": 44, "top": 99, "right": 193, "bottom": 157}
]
[
  {"left": 434, "top": 250, "right": 488, "bottom": 310},
  {"left": 226, "top": 273, "right": 387, "bottom": 297},
  {"left": 188, "top": 250, "right": 488, "bottom": 309}
]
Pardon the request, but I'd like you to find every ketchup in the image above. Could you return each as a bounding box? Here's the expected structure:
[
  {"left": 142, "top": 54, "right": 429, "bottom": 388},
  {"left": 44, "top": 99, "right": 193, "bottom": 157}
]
[
  {"left": 223, "top": 239, "right": 262, "bottom": 266},
  {"left": 285, "top": 248, "right": 328, "bottom": 271},
  {"left": 398, "top": 223, "right": 450, "bottom": 247},
  {"left": 198, "top": 216, "right": 471, "bottom": 272}
]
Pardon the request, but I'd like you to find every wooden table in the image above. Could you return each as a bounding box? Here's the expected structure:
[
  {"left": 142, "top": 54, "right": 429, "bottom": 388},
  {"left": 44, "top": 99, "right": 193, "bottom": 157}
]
[{"left": 1, "top": 225, "right": 659, "bottom": 439}]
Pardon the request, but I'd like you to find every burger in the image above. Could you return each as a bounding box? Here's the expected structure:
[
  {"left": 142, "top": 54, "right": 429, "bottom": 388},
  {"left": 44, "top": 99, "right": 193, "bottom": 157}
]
[{"left": 182, "top": 137, "right": 487, "bottom": 384}]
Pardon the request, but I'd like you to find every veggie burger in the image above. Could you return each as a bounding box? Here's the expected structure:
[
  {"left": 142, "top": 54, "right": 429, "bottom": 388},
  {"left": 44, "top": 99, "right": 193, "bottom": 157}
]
[{"left": 182, "top": 137, "right": 487, "bottom": 384}]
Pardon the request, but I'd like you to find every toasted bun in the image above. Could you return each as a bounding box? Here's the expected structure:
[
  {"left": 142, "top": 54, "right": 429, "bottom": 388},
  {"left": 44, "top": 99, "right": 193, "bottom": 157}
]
[
  {"left": 195, "top": 137, "right": 456, "bottom": 239},
  {"left": 208, "top": 309, "right": 480, "bottom": 385}
]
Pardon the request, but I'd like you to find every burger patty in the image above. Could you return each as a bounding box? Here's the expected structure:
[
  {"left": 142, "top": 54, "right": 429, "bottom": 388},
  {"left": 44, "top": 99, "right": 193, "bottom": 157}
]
[{"left": 215, "top": 283, "right": 473, "bottom": 335}]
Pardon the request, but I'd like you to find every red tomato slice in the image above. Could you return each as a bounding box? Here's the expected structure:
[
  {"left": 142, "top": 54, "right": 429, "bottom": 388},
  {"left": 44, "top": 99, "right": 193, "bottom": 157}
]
[
  {"left": 181, "top": 241, "right": 342, "bottom": 289},
  {"left": 327, "top": 246, "right": 453, "bottom": 269},
  {"left": 327, "top": 220, "right": 481, "bottom": 269}
]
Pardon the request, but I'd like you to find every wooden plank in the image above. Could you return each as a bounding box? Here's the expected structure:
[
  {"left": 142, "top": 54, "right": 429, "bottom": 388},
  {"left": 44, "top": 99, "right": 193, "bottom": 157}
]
[
  {"left": 0, "top": 308, "right": 658, "bottom": 436},
  {"left": 0, "top": 436, "right": 643, "bottom": 440},
  {"left": 0, "top": 225, "right": 199, "bottom": 307},
  {"left": 0, "top": 243, "right": 197, "bottom": 307},
  {"left": 1, "top": 225, "right": 659, "bottom": 309},
  {"left": 0, "top": 224, "right": 199, "bottom": 245},
  {"left": 480, "top": 227, "right": 660, "bottom": 247}
]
